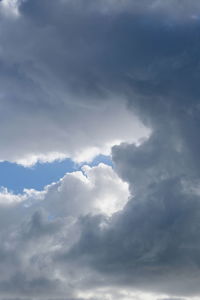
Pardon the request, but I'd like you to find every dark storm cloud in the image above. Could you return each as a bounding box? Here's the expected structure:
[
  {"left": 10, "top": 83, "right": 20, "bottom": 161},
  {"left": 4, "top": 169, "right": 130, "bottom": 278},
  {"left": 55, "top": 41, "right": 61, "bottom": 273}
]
[
  {"left": 22, "top": 0, "right": 200, "bottom": 297},
  {"left": 2, "top": 0, "right": 200, "bottom": 106},
  {"left": 0, "top": 0, "right": 147, "bottom": 164},
  {"left": 16, "top": 0, "right": 200, "bottom": 96},
  {"left": 16, "top": 0, "right": 200, "bottom": 155},
  {"left": 16, "top": 0, "right": 200, "bottom": 103},
  {"left": 1, "top": 0, "right": 200, "bottom": 299},
  {"left": 0, "top": 0, "right": 199, "bottom": 165},
  {"left": 66, "top": 133, "right": 200, "bottom": 296}
]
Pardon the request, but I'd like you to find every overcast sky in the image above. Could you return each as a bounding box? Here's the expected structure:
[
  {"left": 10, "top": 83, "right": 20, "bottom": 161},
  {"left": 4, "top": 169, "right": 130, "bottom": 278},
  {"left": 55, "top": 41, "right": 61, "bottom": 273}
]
[{"left": 1, "top": 0, "right": 200, "bottom": 300}]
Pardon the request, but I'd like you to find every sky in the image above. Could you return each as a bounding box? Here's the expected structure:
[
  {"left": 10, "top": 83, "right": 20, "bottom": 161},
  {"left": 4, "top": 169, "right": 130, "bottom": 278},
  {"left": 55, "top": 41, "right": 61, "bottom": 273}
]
[
  {"left": 1, "top": 0, "right": 200, "bottom": 300},
  {"left": 0, "top": 155, "right": 112, "bottom": 193}
]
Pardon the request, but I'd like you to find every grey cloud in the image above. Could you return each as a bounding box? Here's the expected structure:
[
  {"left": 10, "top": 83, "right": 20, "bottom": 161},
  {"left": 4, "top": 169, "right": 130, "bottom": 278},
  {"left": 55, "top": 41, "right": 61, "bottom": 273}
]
[
  {"left": 65, "top": 179, "right": 200, "bottom": 295},
  {"left": 0, "top": 0, "right": 147, "bottom": 164},
  {"left": 16, "top": 0, "right": 200, "bottom": 136},
  {"left": 0, "top": 0, "right": 199, "bottom": 166},
  {"left": 64, "top": 121, "right": 200, "bottom": 297},
  {"left": 1, "top": 0, "right": 200, "bottom": 163},
  {"left": 1, "top": 0, "right": 200, "bottom": 299},
  {"left": 17, "top": 0, "right": 200, "bottom": 99},
  {"left": 21, "top": 210, "right": 62, "bottom": 240},
  {"left": 0, "top": 164, "right": 129, "bottom": 299},
  {"left": 159, "top": 298, "right": 186, "bottom": 300}
]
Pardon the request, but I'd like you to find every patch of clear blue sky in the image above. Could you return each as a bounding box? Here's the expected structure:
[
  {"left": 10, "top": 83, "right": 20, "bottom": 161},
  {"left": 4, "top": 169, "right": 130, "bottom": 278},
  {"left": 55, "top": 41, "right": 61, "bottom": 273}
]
[{"left": 0, "top": 155, "right": 113, "bottom": 194}]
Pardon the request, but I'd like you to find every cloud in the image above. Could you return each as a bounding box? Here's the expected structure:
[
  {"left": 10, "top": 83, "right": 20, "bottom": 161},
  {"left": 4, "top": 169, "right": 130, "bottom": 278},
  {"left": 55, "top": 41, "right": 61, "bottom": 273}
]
[
  {"left": 0, "top": 0, "right": 197, "bottom": 166},
  {"left": 0, "top": 0, "right": 149, "bottom": 166},
  {"left": 1, "top": 0, "right": 200, "bottom": 299},
  {"left": 59, "top": 131, "right": 200, "bottom": 297},
  {"left": 1, "top": 0, "right": 199, "bottom": 166},
  {"left": 0, "top": 163, "right": 130, "bottom": 299}
]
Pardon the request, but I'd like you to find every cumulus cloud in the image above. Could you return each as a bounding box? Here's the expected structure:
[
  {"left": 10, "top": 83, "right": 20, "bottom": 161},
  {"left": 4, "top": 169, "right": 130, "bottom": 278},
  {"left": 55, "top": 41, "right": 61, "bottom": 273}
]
[{"left": 0, "top": 163, "right": 130, "bottom": 299}]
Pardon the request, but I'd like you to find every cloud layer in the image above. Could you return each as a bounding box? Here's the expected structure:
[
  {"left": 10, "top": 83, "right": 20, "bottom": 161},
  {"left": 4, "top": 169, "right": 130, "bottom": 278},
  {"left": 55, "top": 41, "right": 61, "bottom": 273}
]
[
  {"left": 1, "top": 0, "right": 200, "bottom": 299},
  {"left": 0, "top": 0, "right": 149, "bottom": 165}
]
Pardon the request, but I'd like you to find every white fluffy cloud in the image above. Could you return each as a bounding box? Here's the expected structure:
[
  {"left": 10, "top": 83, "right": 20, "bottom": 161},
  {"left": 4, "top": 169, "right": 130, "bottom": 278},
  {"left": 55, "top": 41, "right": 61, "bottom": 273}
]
[{"left": 37, "top": 163, "right": 130, "bottom": 217}]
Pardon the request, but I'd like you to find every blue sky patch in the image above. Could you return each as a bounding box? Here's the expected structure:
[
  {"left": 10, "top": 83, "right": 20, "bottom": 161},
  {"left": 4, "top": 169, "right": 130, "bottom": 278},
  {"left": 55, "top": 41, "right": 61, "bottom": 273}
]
[{"left": 0, "top": 155, "right": 112, "bottom": 194}]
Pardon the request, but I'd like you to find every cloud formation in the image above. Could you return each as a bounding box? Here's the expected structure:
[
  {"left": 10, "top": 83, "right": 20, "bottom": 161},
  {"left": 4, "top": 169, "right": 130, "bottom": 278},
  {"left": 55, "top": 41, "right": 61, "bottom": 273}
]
[
  {"left": 1, "top": 0, "right": 200, "bottom": 299},
  {"left": 0, "top": 0, "right": 149, "bottom": 166},
  {"left": 0, "top": 163, "right": 129, "bottom": 299}
]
